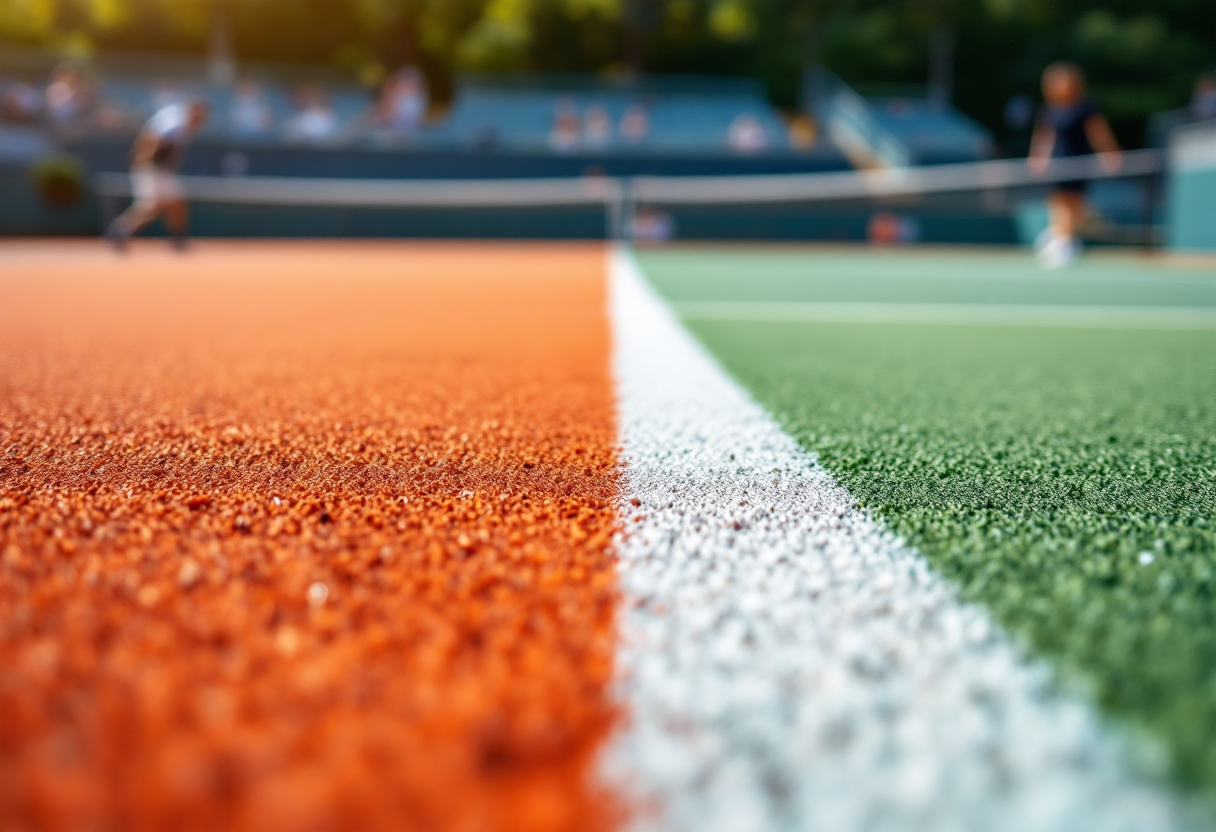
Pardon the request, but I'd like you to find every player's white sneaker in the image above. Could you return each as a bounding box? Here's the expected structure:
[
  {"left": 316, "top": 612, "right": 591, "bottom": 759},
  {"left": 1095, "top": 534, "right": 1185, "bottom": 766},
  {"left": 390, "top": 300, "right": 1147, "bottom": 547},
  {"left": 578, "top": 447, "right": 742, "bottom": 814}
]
[{"left": 1035, "top": 231, "right": 1079, "bottom": 269}]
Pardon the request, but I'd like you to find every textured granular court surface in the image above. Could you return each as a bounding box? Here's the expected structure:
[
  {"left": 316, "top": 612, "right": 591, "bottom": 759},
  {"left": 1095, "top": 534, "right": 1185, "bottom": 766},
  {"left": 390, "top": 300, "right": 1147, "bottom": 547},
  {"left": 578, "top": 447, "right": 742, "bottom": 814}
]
[{"left": 0, "top": 242, "right": 621, "bottom": 832}]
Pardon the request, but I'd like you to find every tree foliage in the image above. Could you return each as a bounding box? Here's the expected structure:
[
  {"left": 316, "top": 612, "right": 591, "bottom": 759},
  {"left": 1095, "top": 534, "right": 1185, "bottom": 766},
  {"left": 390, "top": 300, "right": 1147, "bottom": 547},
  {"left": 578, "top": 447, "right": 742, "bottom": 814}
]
[{"left": 2, "top": 0, "right": 1212, "bottom": 140}]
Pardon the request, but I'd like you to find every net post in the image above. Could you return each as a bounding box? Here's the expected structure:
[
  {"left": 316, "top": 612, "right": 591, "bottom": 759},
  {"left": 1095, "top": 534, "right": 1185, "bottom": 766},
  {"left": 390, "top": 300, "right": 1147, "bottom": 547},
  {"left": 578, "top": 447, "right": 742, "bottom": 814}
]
[
  {"left": 1140, "top": 169, "right": 1161, "bottom": 252},
  {"left": 607, "top": 179, "right": 624, "bottom": 241},
  {"left": 621, "top": 178, "right": 636, "bottom": 243},
  {"left": 607, "top": 178, "right": 635, "bottom": 242}
]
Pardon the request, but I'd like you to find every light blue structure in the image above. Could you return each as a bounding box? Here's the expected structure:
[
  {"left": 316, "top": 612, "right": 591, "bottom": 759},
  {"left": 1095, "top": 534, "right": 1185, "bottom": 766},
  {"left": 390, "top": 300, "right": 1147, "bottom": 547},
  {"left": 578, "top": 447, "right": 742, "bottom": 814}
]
[
  {"left": 1168, "top": 121, "right": 1216, "bottom": 251},
  {"left": 803, "top": 68, "right": 992, "bottom": 167}
]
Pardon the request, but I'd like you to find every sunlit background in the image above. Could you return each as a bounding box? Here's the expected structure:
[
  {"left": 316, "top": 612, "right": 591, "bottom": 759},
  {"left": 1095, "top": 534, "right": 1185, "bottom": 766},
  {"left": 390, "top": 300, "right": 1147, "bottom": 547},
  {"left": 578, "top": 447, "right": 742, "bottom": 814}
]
[
  {"left": 1, "top": 1, "right": 1213, "bottom": 243},
  {"left": 4, "top": 1, "right": 1214, "bottom": 141}
]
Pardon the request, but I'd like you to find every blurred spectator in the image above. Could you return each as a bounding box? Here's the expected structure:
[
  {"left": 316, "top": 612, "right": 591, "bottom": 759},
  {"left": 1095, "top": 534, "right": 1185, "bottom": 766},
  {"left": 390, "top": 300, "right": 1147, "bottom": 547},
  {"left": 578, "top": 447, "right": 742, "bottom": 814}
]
[
  {"left": 1003, "top": 93, "right": 1036, "bottom": 155},
  {"left": 45, "top": 65, "right": 93, "bottom": 128},
  {"left": 867, "top": 211, "right": 920, "bottom": 246},
  {"left": 728, "top": 114, "right": 768, "bottom": 153},
  {"left": 230, "top": 79, "right": 273, "bottom": 135},
  {"left": 886, "top": 98, "right": 912, "bottom": 116},
  {"left": 1193, "top": 76, "right": 1216, "bottom": 122},
  {"left": 221, "top": 150, "right": 250, "bottom": 177},
  {"left": 1005, "top": 94, "right": 1034, "bottom": 131},
  {"left": 285, "top": 86, "right": 338, "bottom": 144},
  {"left": 1, "top": 80, "right": 43, "bottom": 124},
  {"left": 787, "top": 114, "right": 817, "bottom": 150},
  {"left": 474, "top": 125, "right": 499, "bottom": 150},
  {"left": 620, "top": 104, "right": 649, "bottom": 143},
  {"left": 153, "top": 82, "right": 186, "bottom": 111},
  {"left": 550, "top": 99, "right": 580, "bottom": 153},
  {"left": 583, "top": 105, "right": 612, "bottom": 148},
  {"left": 377, "top": 67, "right": 427, "bottom": 133},
  {"left": 631, "top": 205, "right": 675, "bottom": 243}
]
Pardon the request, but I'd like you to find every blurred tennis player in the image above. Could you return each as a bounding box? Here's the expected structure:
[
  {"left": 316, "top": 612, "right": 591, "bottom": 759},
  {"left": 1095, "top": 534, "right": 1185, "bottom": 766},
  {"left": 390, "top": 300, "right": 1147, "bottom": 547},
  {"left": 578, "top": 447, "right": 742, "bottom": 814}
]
[
  {"left": 1029, "top": 63, "right": 1122, "bottom": 268},
  {"left": 107, "top": 100, "right": 209, "bottom": 251}
]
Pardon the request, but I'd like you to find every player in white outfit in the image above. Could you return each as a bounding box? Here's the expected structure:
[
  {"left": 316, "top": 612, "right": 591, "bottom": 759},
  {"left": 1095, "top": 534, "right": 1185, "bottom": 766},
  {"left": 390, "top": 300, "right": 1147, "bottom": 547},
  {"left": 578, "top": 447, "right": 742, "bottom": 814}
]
[{"left": 107, "top": 100, "right": 209, "bottom": 251}]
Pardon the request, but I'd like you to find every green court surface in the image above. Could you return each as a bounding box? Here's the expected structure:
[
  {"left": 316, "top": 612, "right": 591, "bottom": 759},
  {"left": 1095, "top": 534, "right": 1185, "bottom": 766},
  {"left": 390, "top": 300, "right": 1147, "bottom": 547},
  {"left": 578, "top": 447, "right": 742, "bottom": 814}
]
[
  {"left": 637, "top": 247, "right": 1216, "bottom": 794},
  {"left": 644, "top": 248, "right": 1216, "bottom": 309}
]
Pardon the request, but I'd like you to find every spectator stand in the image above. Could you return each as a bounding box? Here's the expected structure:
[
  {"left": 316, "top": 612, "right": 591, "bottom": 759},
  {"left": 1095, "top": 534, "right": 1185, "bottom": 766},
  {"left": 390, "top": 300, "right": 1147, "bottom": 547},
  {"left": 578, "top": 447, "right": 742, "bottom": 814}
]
[
  {"left": 804, "top": 68, "right": 993, "bottom": 168},
  {"left": 411, "top": 73, "right": 811, "bottom": 155},
  {"left": 3, "top": 47, "right": 839, "bottom": 157}
]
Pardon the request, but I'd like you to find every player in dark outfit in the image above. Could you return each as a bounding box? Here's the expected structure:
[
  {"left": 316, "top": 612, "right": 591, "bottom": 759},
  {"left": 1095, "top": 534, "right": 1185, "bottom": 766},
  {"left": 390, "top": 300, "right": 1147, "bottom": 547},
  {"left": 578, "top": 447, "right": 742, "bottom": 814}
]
[{"left": 1028, "top": 63, "right": 1122, "bottom": 267}]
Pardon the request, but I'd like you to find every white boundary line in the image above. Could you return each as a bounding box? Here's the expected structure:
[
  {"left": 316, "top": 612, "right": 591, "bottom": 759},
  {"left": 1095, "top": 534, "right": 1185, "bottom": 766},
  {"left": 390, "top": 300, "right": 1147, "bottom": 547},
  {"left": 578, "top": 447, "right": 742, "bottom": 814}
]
[
  {"left": 673, "top": 301, "right": 1216, "bottom": 329},
  {"left": 604, "top": 247, "right": 1199, "bottom": 832}
]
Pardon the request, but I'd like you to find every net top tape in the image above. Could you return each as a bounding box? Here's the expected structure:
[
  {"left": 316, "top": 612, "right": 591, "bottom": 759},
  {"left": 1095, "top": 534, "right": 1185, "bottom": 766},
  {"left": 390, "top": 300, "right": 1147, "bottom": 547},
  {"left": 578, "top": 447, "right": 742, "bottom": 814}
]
[
  {"left": 94, "top": 149, "right": 1162, "bottom": 210},
  {"left": 632, "top": 149, "right": 1162, "bottom": 205},
  {"left": 94, "top": 172, "right": 622, "bottom": 208}
]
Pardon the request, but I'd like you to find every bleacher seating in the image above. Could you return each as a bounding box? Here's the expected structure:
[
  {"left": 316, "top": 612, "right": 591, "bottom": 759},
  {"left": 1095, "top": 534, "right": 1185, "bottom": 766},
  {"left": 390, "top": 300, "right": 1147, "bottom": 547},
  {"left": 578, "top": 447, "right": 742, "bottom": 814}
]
[
  {"left": 4, "top": 48, "right": 1008, "bottom": 165},
  {"left": 436, "top": 83, "right": 789, "bottom": 151},
  {"left": 805, "top": 69, "right": 993, "bottom": 167},
  {"left": 76, "top": 72, "right": 798, "bottom": 154},
  {"left": 868, "top": 97, "right": 993, "bottom": 164}
]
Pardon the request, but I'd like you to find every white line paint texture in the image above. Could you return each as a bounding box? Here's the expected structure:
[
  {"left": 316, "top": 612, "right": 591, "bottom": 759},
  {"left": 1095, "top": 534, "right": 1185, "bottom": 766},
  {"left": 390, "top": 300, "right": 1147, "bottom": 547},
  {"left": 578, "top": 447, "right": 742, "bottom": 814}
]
[
  {"left": 603, "top": 247, "right": 1201, "bottom": 832},
  {"left": 674, "top": 301, "right": 1216, "bottom": 330}
]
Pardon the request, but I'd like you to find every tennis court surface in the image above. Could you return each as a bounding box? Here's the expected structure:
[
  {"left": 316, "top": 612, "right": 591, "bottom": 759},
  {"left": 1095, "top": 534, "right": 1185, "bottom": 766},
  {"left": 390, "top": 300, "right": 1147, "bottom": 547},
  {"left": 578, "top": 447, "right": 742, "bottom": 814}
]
[
  {"left": 0, "top": 243, "right": 622, "bottom": 832},
  {"left": 3, "top": 241, "right": 1216, "bottom": 832}
]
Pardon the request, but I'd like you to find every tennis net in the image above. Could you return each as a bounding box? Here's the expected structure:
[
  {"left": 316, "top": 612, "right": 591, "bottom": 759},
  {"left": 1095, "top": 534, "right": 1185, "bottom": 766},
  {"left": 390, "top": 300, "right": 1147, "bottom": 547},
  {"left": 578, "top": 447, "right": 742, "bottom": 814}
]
[
  {"left": 94, "top": 172, "right": 625, "bottom": 240},
  {"left": 93, "top": 149, "right": 1165, "bottom": 245},
  {"left": 630, "top": 149, "right": 1164, "bottom": 245}
]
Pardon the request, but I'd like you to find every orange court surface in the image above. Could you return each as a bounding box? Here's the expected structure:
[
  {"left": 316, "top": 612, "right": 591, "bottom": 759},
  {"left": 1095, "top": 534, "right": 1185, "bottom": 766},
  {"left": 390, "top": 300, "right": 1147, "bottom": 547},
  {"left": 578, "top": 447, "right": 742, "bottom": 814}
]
[{"left": 0, "top": 242, "right": 623, "bottom": 832}]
